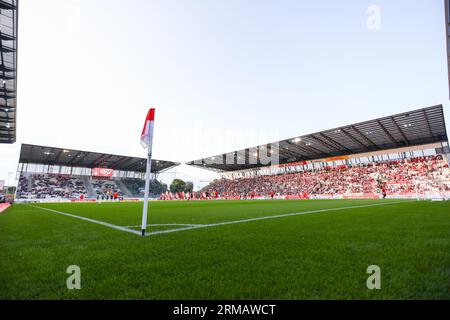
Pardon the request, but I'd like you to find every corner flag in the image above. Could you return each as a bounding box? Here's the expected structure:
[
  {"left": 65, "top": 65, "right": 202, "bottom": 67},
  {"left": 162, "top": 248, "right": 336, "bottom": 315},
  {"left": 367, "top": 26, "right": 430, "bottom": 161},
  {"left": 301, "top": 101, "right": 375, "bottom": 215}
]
[
  {"left": 141, "top": 108, "right": 155, "bottom": 236},
  {"left": 141, "top": 108, "right": 155, "bottom": 148}
]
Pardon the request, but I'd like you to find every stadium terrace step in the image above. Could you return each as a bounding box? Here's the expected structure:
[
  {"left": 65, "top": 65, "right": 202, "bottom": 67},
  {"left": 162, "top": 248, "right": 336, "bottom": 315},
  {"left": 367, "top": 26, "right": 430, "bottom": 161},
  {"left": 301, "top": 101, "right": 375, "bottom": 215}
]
[
  {"left": 81, "top": 176, "right": 96, "bottom": 198},
  {"left": 28, "top": 174, "right": 33, "bottom": 191}
]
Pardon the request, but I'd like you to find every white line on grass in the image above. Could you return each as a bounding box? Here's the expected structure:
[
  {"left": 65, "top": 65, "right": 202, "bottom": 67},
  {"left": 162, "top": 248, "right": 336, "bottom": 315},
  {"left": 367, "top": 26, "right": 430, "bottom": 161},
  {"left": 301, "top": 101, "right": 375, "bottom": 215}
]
[
  {"left": 144, "top": 200, "right": 414, "bottom": 236},
  {"left": 123, "top": 224, "right": 205, "bottom": 228},
  {"left": 28, "top": 205, "right": 142, "bottom": 236}
]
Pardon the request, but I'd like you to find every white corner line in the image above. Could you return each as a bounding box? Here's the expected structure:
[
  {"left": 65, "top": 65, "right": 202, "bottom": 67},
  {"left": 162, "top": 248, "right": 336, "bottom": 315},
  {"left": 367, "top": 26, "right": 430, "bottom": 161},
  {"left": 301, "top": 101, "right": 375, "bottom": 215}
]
[
  {"left": 28, "top": 205, "right": 142, "bottom": 236},
  {"left": 144, "top": 200, "right": 414, "bottom": 236}
]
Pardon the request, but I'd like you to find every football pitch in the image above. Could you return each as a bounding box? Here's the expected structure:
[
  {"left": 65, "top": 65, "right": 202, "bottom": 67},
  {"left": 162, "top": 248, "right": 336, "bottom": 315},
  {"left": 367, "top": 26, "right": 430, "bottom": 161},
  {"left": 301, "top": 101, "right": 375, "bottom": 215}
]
[{"left": 0, "top": 199, "right": 449, "bottom": 300}]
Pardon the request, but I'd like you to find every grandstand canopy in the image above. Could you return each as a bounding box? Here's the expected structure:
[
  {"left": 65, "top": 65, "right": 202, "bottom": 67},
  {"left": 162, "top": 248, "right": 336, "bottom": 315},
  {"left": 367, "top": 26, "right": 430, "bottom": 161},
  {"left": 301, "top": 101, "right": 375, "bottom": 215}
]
[
  {"left": 0, "top": 0, "right": 18, "bottom": 144},
  {"left": 19, "top": 144, "right": 180, "bottom": 173},
  {"left": 187, "top": 105, "right": 448, "bottom": 172}
]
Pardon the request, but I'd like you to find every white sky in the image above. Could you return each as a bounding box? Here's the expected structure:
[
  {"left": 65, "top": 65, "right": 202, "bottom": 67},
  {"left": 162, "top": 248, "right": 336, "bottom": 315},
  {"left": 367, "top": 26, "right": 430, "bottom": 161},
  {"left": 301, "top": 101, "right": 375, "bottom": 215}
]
[{"left": 0, "top": 0, "right": 449, "bottom": 189}]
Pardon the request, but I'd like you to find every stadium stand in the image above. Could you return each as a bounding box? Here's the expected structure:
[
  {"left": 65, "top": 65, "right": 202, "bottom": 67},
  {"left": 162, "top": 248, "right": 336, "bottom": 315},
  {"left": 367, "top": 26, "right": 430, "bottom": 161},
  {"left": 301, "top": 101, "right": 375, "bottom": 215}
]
[
  {"left": 189, "top": 105, "right": 450, "bottom": 200},
  {"left": 15, "top": 144, "right": 179, "bottom": 201},
  {"left": 187, "top": 105, "right": 448, "bottom": 172},
  {"left": 17, "top": 173, "right": 87, "bottom": 200},
  {"left": 91, "top": 178, "right": 121, "bottom": 197},
  {"left": 121, "top": 178, "right": 145, "bottom": 196},
  {"left": 16, "top": 174, "right": 170, "bottom": 200},
  {"left": 121, "top": 178, "right": 167, "bottom": 197},
  {"left": 202, "top": 155, "right": 450, "bottom": 199}
]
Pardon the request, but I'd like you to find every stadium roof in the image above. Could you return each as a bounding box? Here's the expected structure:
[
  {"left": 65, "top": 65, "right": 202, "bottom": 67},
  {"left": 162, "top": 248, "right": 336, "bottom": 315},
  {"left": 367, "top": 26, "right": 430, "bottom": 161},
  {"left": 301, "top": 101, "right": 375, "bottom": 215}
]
[
  {"left": 186, "top": 105, "right": 448, "bottom": 172},
  {"left": 0, "top": 0, "right": 18, "bottom": 144},
  {"left": 19, "top": 144, "right": 180, "bottom": 173}
]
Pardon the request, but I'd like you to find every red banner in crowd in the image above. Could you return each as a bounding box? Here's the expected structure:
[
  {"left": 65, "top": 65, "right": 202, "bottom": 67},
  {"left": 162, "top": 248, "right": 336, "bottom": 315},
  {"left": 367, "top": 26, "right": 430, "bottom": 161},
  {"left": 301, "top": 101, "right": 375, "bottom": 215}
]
[{"left": 92, "top": 168, "right": 114, "bottom": 177}]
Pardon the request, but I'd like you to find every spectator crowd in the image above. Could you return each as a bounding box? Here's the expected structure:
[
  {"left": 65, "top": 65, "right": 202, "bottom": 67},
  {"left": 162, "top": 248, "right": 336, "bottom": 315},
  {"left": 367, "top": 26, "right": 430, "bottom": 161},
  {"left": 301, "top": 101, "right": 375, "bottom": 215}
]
[
  {"left": 17, "top": 174, "right": 87, "bottom": 199},
  {"left": 202, "top": 155, "right": 450, "bottom": 199},
  {"left": 91, "top": 179, "right": 121, "bottom": 198}
]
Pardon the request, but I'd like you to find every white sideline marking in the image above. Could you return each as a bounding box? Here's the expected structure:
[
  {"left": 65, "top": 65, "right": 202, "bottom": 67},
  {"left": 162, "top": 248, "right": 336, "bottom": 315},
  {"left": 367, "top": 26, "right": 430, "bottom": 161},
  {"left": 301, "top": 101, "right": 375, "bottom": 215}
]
[
  {"left": 123, "top": 223, "right": 205, "bottom": 228},
  {"left": 28, "top": 205, "right": 142, "bottom": 236},
  {"left": 144, "top": 200, "right": 413, "bottom": 236}
]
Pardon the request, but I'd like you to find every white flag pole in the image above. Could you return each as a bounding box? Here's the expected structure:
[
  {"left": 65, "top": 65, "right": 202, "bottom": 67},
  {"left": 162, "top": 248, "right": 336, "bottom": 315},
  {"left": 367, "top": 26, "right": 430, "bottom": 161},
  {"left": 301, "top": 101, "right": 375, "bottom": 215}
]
[{"left": 141, "top": 119, "right": 154, "bottom": 237}]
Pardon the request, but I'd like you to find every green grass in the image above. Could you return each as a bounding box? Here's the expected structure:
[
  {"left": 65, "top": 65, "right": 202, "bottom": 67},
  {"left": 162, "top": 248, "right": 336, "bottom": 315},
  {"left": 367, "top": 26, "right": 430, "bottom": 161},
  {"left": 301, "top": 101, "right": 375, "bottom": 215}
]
[{"left": 0, "top": 199, "right": 449, "bottom": 299}]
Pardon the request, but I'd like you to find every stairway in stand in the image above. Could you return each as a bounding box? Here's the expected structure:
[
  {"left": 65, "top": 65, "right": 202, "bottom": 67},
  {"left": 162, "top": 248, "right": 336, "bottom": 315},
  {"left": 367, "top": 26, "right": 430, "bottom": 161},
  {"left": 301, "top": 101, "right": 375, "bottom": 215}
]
[
  {"left": 114, "top": 179, "right": 134, "bottom": 198},
  {"left": 81, "top": 176, "right": 96, "bottom": 198}
]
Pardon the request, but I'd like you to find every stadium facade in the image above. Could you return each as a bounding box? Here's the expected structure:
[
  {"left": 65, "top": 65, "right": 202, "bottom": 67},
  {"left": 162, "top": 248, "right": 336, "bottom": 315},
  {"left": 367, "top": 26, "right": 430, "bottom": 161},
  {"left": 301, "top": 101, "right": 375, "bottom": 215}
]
[{"left": 0, "top": 0, "right": 18, "bottom": 144}]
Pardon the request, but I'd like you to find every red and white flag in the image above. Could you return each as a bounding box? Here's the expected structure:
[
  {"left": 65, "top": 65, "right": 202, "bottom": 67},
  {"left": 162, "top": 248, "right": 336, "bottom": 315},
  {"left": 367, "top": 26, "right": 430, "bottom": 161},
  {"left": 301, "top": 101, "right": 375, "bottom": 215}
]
[{"left": 140, "top": 108, "right": 155, "bottom": 148}]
